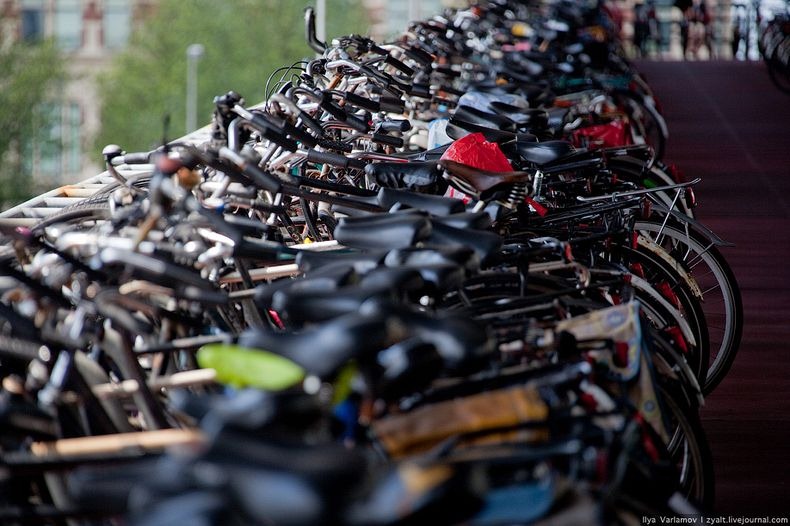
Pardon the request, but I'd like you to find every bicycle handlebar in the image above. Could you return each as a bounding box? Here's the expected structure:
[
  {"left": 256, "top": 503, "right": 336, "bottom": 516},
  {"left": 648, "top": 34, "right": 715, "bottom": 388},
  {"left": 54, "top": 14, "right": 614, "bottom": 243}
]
[
  {"left": 306, "top": 149, "right": 367, "bottom": 170},
  {"left": 304, "top": 7, "right": 326, "bottom": 53}
]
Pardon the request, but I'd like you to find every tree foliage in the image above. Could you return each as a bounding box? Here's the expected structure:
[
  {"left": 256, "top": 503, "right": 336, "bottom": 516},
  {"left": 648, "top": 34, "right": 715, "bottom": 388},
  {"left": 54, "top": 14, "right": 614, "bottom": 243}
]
[
  {"left": 95, "top": 0, "right": 369, "bottom": 154},
  {"left": 0, "top": 40, "right": 64, "bottom": 207}
]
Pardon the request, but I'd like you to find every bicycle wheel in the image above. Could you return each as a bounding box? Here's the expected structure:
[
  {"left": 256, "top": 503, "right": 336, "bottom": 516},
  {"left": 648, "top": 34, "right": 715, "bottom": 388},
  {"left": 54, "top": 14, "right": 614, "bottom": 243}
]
[
  {"left": 613, "top": 91, "right": 667, "bottom": 162},
  {"left": 657, "top": 380, "right": 715, "bottom": 511},
  {"left": 620, "top": 246, "right": 710, "bottom": 385},
  {"left": 32, "top": 200, "right": 113, "bottom": 233},
  {"left": 635, "top": 220, "right": 743, "bottom": 394}
]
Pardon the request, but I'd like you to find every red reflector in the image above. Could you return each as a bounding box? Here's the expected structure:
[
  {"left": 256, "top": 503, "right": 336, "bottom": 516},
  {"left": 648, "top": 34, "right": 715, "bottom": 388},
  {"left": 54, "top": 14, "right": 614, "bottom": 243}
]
[
  {"left": 668, "top": 163, "right": 684, "bottom": 183},
  {"left": 685, "top": 187, "right": 697, "bottom": 209},
  {"left": 268, "top": 309, "right": 285, "bottom": 330},
  {"left": 655, "top": 281, "right": 681, "bottom": 310},
  {"left": 524, "top": 196, "right": 547, "bottom": 217},
  {"left": 629, "top": 262, "right": 645, "bottom": 278},
  {"left": 663, "top": 325, "right": 689, "bottom": 355},
  {"left": 641, "top": 198, "right": 652, "bottom": 219}
]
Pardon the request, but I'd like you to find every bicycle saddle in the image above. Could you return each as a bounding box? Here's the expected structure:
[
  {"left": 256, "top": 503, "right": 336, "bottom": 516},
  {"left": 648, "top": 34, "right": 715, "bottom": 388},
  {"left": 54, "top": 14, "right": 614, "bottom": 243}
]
[
  {"left": 517, "top": 140, "right": 576, "bottom": 167},
  {"left": 402, "top": 262, "right": 467, "bottom": 292},
  {"left": 489, "top": 103, "right": 550, "bottom": 130},
  {"left": 452, "top": 105, "right": 518, "bottom": 132},
  {"left": 271, "top": 269, "right": 425, "bottom": 325},
  {"left": 365, "top": 161, "right": 442, "bottom": 191},
  {"left": 503, "top": 80, "right": 554, "bottom": 108},
  {"left": 253, "top": 266, "right": 358, "bottom": 311},
  {"left": 238, "top": 308, "right": 397, "bottom": 378},
  {"left": 394, "top": 307, "right": 493, "bottom": 373},
  {"left": 425, "top": 221, "right": 503, "bottom": 264},
  {"left": 438, "top": 158, "right": 532, "bottom": 193},
  {"left": 294, "top": 249, "right": 387, "bottom": 274},
  {"left": 431, "top": 211, "right": 493, "bottom": 231},
  {"left": 445, "top": 120, "right": 539, "bottom": 144},
  {"left": 384, "top": 245, "right": 479, "bottom": 271},
  {"left": 377, "top": 186, "right": 465, "bottom": 216},
  {"left": 333, "top": 214, "right": 432, "bottom": 250}
]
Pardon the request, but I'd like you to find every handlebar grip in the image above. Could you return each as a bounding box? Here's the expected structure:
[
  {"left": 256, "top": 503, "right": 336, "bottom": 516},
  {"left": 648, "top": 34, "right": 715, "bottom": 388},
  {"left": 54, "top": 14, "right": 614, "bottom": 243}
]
[
  {"left": 343, "top": 92, "right": 381, "bottom": 113},
  {"left": 434, "top": 65, "right": 460, "bottom": 78},
  {"left": 234, "top": 238, "right": 282, "bottom": 260},
  {"left": 252, "top": 111, "right": 317, "bottom": 148},
  {"left": 358, "top": 64, "right": 392, "bottom": 88},
  {"left": 319, "top": 96, "right": 369, "bottom": 132},
  {"left": 260, "top": 128, "right": 298, "bottom": 152},
  {"left": 118, "top": 152, "right": 153, "bottom": 165},
  {"left": 317, "top": 139, "right": 353, "bottom": 153},
  {"left": 408, "top": 84, "right": 432, "bottom": 99},
  {"left": 307, "top": 149, "right": 350, "bottom": 168},
  {"left": 379, "top": 96, "right": 406, "bottom": 113},
  {"left": 372, "top": 133, "right": 404, "bottom": 148},
  {"left": 243, "top": 163, "right": 282, "bottom": 194},
  {"left": 246, "top": 114, "right": 298, "bottom": 151},
  {"left": 438, "top": 84, "right": 465, "bottom": 97},
  {"left": 100, "top": 248, "right": 215, "bottom": 290},
  {"left": 249, "top": 113, "right": 277, "bottom": 134},
  {"left": 306, "top": 149, "right": 366, "bottom": 170},
  {"left": 297, "top": 110, "right": 325, "bottom": 136},
  {"left": 319, "top": 96, "right": 348, "bottom": 121},
  {"left": 385, "top": 55, "right": 415, "bottom": 77},
  {"left": 344, "top": 112, "right": 370, "bottom": 133},
  {"left": 176, "top": 285, "right": 229, "bottom": 305},
  {"left": 404, "top": 46, "right": 433, "bottom": 66},
  {"left": 370, "top": 43, "right": 389, "bottom": 56},
  {"left": 282, "top": 120, "right": 318, "bottom": 148},
  {"left": 377, "top": 119, "right": 411, "bottom": 133}
]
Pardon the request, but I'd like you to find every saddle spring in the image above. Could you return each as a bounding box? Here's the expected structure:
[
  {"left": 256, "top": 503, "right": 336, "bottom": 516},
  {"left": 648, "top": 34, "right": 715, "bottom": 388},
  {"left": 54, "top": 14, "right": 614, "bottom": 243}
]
[{"left": 505, "top": 181, "right": 530, "bottom": 209}]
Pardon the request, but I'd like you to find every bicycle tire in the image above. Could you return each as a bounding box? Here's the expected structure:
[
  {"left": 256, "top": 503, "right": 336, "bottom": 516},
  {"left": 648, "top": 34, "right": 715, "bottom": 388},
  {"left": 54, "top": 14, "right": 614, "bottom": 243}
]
[
  {"left": 613, "top": 91, "right": 667, "bottom": 162},
  {"left": 620, "top": 246, "right": 710, "bottom": 385},
  {"left": 635, "top": 220, "right": 743, "bottom": 394},
  {"left": 32, "top": 200, "right": 113, "bottom": 232},
  {"left": 657, "top": 380, "right": 715, "bottom": 511}
]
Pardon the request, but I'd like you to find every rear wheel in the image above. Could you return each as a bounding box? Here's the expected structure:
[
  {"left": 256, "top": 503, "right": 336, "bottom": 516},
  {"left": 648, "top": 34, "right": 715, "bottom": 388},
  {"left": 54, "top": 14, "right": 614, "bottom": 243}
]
[
  {"left": 614, "top": 91, "right": 668, "bottom": 162},
  {"left": 620, "top": 246, "right": 709, "bottom": 385},
  {"left": 635, "top": 220, "right": 743, "bottom": 394},
  {"left": 657, "top": 381, "right": 715, "bottom": 511}
]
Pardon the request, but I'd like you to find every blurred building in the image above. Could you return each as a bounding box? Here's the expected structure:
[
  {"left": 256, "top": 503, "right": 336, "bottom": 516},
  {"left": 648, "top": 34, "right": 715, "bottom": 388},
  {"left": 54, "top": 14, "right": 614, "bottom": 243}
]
[
  {"left": 0, "top": 0, "right": 155, "bottom": 188},
  {"left": 364, "top": 0, "right": 455, "bottom": 41}
]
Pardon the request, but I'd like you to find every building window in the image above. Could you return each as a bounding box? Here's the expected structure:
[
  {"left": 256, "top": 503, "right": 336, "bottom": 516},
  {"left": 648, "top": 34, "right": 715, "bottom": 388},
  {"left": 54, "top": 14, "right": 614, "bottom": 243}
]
[
  {"left": 36, "top": 104, "right": 63, "bottom": 181},
  {"left": 26, "top": 102, "right": 83, "bottom": 185},
  {"left": 65, "top": 102, "right": 82, "bottom": 175},
  {"left": 55, "top": 0, "right": 82, "bottom": 51},
  {"left": 20, "top": 0, "right": 44, "bottom": 42},
  {"left": 104, "top": 0, "right": 132, "bottom": 50},
  {"left": 385, "top": 0, "right": 443, "bottom": 39}
]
